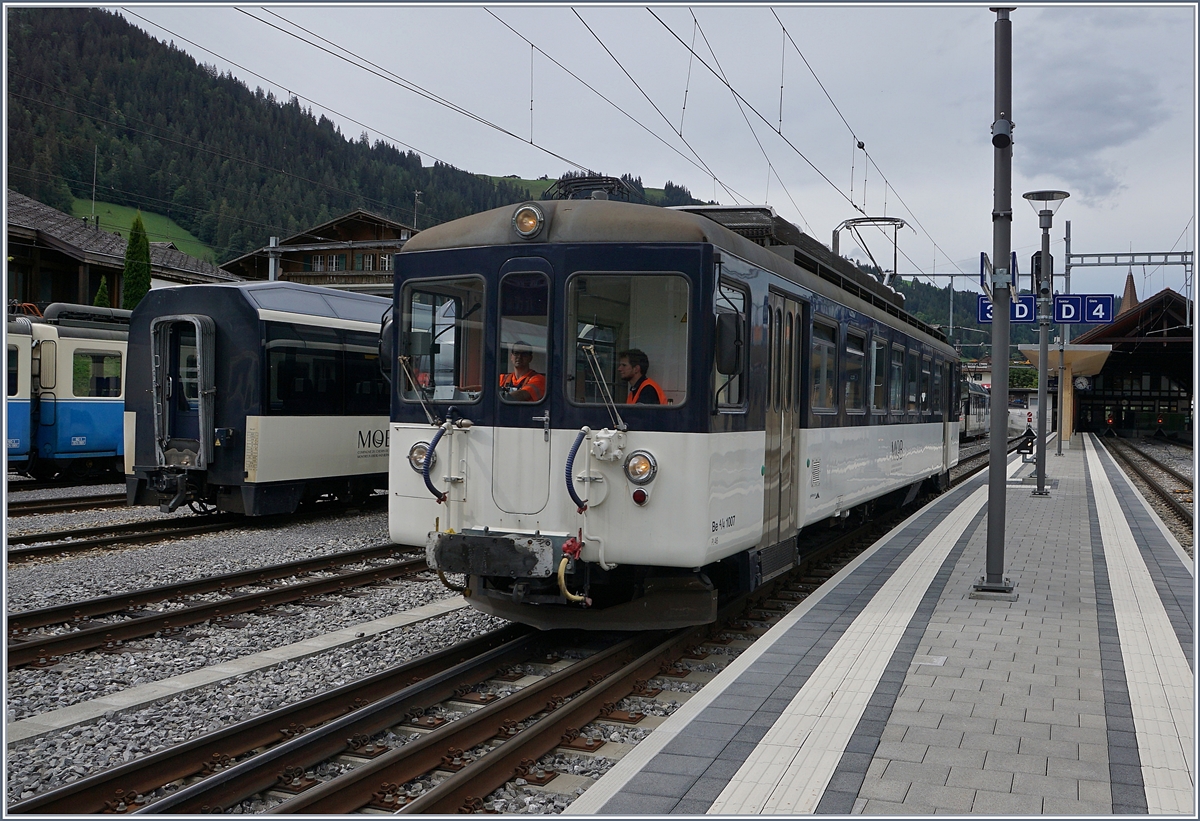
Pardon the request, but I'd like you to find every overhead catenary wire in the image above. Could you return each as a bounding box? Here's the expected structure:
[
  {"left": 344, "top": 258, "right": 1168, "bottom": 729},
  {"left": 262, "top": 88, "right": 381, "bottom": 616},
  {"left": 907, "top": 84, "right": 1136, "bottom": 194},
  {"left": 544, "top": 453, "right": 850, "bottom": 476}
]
[
  {"left": 572, "top": 8, "right": 743, "bottom": 205},
  {"left": 484, "top": 9, "right": 749, "bottom": 204}
]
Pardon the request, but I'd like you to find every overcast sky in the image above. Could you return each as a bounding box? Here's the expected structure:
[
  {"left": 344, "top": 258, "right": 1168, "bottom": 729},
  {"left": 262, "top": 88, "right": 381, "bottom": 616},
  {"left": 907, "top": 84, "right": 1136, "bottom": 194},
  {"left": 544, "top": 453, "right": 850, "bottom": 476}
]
[{"left": 113, "top": 3, "right": 1195, "bottom": 300}]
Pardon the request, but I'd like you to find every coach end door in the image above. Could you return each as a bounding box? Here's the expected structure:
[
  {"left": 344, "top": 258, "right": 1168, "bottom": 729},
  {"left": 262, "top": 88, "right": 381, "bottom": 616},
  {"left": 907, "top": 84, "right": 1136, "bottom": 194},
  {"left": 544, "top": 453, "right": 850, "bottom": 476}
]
[{"left": 151, "top": 315, "right": 216, "bottom": 469}]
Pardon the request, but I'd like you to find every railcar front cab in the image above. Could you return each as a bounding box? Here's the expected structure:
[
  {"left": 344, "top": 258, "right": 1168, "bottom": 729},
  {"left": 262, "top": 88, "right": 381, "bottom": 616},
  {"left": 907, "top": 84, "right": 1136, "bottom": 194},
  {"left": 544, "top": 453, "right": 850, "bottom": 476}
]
[{"left": 388, "top": 233, "right": 737, "bottom": 629}]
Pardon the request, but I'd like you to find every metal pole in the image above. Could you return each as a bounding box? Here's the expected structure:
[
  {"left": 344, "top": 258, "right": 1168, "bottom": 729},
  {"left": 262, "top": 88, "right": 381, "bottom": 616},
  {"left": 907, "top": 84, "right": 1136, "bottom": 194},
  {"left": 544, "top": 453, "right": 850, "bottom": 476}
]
[
  {"left": 978, "top": 7, "right": 1016, "bottom": 596},
  {"left": 1056, "top": 334, "right": 1065, "bottom": 456},
  {"left": 1063, "top": 220, "right": 1072, "bottom": 344},
  {"left": 1034, "top": 213, "right": 1051, "bottom": 495}
]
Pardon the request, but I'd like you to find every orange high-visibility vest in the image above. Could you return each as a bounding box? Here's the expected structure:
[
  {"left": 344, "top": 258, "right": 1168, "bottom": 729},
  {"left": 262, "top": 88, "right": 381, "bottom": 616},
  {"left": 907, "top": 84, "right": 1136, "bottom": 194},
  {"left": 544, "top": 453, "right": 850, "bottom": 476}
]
[
  {"left": 499, "top": 370, "right": 546, "bottom": 401},
  {"left": 629, "top": 377, "right": 665, "bottom": 405}
]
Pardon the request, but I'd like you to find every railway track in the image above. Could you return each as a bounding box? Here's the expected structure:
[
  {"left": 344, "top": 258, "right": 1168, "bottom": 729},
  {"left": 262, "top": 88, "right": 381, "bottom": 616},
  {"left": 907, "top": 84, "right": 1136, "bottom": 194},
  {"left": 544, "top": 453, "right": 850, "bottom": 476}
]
[
  {"left": 6, "top": 496, "right": 387, "bottom": 562},
  {"left": 7, "top": 509, "right": 898, "bottom": 815},
  {"left": 7, "top": 544, "right": 427, "bottom": 669},
  {"left": 1099, "top": 436, "right": 1193, "bottom": 528},
  {"left": 6, "top": 492, "right": 127, "bottom": 517}
]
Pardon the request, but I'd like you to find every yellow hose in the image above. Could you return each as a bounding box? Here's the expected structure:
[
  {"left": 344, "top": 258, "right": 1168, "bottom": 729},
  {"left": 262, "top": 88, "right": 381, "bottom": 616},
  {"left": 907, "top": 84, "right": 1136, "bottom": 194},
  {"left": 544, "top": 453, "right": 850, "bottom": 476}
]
[
  {"left": 437, "top": 570, "right": 470, "bottom": 596},
  {"left": 557, "top": 557, "right": 586, "bottom": 602}
]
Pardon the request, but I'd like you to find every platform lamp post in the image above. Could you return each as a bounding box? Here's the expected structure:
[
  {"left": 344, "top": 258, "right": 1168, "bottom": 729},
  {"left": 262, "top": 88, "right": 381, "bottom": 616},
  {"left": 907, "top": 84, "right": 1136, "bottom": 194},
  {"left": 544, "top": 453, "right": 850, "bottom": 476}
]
[{"left": 1022, "top": 189, "right": 1069, "bottom": 497}]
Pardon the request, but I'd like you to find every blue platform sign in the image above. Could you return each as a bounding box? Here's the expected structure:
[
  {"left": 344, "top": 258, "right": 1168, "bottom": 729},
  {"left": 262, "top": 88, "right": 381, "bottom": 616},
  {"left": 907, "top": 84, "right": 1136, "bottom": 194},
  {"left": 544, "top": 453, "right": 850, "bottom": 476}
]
[
  {"left": 1084, "top": 295, "right": 1115, "bottom": 323},
  {"left": 1053, "top": 295, "right": 1083, "bottom": 324},
  {"left": 977, "top": 293, "right": 1036, "bottom": 324}
]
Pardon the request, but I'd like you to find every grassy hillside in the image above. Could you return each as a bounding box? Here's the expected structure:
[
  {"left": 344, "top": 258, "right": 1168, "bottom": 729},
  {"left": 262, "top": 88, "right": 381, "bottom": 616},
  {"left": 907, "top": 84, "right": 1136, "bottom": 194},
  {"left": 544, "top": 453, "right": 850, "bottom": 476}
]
[{"left": 71, "top": 199, "right": 215, "bottom": 262}]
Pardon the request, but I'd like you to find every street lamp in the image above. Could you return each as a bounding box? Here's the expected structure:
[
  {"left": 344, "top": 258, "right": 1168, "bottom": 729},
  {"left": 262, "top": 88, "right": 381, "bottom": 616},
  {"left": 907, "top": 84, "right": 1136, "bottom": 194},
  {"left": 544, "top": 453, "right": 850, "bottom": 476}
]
[{"left": 1022, "top": 189, "right": 1069, "bottom": 497}]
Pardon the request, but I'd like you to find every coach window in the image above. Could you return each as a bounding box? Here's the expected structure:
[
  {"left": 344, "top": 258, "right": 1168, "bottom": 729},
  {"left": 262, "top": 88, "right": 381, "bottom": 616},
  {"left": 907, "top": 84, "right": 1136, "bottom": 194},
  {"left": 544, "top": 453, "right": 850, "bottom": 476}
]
[
  {"left": 400, "top": 277, "right": 485, "bottom": 403},
  {"left": 7, "top": 346, "right": 18, "bottom": 397},
  {"left": 266, "top": 323, "right": 342, "bottom": 415},
  {"left": 920, "top": 357, "right": 932, "bottom": 415},
  {"left": 72, "top": 350, "right": 122, "bottom": 398},
  {"left": 811, "top": 321, "right": 837, "bottom": 412},
  {"left": 773, "top": 308, "right": 783, "bottom": 411},
  {"left": 714, "top": 280, "right": 746, "bottom": 407},
  {"left": 344, "top": 330, "right": 390, "bottom": 416},
  {"left": 499, "top": 272, "right": 550, "bottom": 404},
  {"left": 845, "top": 332, "right": 865, "bottom": 412},
  {"left": 906, "top": 349, "right": 920, "bottom": 413},
  {"left": 870, "top": 337, "right": 888, "bottom": 414},
  {"left": 568, "top": 274, "right": 688, "bottom": 407},
  {"left": 932, "top": 360, "right": 944, "bottom": 419},
  {"left": 889, "top": 346, "right": 904, "bottom": 413}
]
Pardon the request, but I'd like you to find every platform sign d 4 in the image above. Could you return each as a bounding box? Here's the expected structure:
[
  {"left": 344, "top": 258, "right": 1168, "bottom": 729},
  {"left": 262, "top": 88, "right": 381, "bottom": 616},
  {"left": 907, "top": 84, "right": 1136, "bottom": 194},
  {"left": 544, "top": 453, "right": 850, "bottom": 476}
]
[
  {"left": 977, "top": 294, "right": 1036, "bottom": 323},
  {"left": 1053, "top": 294, "right": 1114, "bottom": 324}
]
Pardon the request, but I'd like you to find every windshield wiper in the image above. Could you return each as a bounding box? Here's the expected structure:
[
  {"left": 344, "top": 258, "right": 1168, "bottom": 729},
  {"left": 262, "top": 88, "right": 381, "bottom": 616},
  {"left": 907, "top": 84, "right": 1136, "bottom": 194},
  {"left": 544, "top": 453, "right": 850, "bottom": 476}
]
[{"left": 580, "top": 343, "right": 625, "bottom": 431}]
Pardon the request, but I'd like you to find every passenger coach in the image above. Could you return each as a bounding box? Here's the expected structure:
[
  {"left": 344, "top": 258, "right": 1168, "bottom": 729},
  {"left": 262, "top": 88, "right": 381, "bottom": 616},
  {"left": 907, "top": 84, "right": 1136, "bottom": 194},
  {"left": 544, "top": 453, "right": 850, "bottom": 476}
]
[
  {"left": 385, "top": 197, "right": 960, "bottom": 629},
  {"left": 125, "top": 282, "right": 391, "bottom": 515}
]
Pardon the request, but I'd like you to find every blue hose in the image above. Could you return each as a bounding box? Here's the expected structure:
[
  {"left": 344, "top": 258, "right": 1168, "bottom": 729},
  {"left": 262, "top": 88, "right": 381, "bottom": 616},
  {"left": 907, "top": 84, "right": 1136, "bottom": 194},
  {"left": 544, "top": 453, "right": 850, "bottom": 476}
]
[
  {"left": 423, "top": 425, "right": 448, "bottom": 504},
  {"left": 566, "top": 429, "right": 588, "bottom": 513}
]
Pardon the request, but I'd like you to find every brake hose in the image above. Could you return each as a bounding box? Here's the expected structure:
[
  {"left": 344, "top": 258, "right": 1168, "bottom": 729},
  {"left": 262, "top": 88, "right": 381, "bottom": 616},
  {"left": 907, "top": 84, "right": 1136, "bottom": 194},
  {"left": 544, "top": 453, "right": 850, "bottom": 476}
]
[
  {"left": 422, "top": 423, "right": 449, "bottom": 503},
  {"left": 565, "top": 427, "right": 589, "bottom": 513}
]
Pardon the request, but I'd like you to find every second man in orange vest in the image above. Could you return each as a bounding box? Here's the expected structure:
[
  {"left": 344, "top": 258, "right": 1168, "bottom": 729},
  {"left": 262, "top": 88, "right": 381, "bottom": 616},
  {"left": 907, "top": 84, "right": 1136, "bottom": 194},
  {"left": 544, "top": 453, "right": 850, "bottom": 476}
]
[{"left": 617, "top": 348, "right": 665, "bottom": 405}]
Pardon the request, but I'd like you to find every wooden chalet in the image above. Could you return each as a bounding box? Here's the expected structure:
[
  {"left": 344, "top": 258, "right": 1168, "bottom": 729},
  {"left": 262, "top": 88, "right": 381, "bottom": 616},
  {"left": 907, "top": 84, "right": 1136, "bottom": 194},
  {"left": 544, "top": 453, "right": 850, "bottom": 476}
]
[{"left": 220, "top": 209, "right": 415, "bottom": 295}]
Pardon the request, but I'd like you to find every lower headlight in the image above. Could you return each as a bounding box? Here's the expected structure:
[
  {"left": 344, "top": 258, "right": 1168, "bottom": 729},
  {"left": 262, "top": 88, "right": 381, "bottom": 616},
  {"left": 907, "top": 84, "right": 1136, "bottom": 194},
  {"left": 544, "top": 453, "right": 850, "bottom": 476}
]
[
  {"left": 623, "top": 450, "right": 657, "bottom": 484},
  {"left": 408, "top": 441, "right": 435, "bottom": 473}
]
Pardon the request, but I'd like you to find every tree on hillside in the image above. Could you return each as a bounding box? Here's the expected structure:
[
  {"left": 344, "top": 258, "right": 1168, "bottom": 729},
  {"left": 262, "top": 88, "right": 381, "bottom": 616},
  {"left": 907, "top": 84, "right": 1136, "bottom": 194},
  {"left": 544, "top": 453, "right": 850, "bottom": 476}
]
[
  {"left": 92, "top": 275, "right": 110, "bottom": 308},
  {"left": 120, "top": 213, "right": 151, "bottom": 310}
]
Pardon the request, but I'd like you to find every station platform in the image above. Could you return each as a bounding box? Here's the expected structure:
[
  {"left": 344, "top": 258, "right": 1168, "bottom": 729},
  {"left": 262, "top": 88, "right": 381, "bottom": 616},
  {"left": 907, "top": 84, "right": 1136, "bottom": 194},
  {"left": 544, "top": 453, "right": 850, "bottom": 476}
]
[{"left": 567, "top": 433, "right": 1194, "bottom": 815}]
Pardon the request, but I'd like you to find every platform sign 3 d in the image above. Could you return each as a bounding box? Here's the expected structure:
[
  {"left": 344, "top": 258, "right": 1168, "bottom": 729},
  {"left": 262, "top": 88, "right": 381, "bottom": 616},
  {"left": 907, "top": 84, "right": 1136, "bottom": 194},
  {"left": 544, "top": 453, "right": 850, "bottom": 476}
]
[
  {"left": 1053, "top": 294, "right": 1114, "bottom": 324},
  {"left": 977, "top": 294, "right": 1036, "bottom": 323}
]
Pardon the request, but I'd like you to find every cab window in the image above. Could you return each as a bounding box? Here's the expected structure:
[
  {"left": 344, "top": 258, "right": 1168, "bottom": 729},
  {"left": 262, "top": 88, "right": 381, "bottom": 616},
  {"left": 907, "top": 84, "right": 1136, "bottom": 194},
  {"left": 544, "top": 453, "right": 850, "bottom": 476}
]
[
  {"left": 499, "top": 272, "right": 549, "bottom": 403},
  {"left": 400, "top": 277, "right": 485, "bottom": 403},
  {"left": 713, "top": 280, "right": 746, "bottom": 408},
  {"left": 568, "top": 273, "right": 688, "bottom": 407}
]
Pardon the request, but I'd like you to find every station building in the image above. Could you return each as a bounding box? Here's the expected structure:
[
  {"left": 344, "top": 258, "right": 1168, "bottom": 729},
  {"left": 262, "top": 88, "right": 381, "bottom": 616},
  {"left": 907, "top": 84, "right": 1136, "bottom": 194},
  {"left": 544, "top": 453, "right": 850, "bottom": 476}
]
[{"left": 1021, "top": 274, "right": 1192, "bottom": 440}]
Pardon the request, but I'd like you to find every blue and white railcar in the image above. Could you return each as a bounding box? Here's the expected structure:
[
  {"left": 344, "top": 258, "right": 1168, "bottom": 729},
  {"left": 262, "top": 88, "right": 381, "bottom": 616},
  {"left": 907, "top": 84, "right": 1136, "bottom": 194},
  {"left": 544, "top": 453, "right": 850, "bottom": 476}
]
[
  {"left": 384, "top": 198, "right": 960, "bottom": 629},
  {"left": 6, "top": 305, "right": 129, "bottom": 479},
  {"left": 125, "top": 282, "right": 392, "bottom": 516}
]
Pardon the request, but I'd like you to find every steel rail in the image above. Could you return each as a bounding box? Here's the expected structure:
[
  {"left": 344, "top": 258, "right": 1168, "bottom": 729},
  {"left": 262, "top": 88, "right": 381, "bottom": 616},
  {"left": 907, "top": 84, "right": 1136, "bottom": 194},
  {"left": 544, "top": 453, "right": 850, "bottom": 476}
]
[
  {"left": 7, "top": 556, "right": 429, "bottom": 669},
  {"left": 6, "top": 492, "right": 127, "bottom": 516},
  {"left": 1101, "top": 438, "right": 1194, "bottom": 527},
  {"left": 265, "top": 630, "right": 680, "bottom": 814},
  {"left": 7, "top": 626, "right": 534, "bottom": 815},
  {"left": 6, "top": 517, "right": 243, "bottom": 561},
  {"left": 8, "top": 542, "right": 418, "bottom": 633},
  {"left": 1119, "top": 439, "right": 1193, "bottom": 489}
]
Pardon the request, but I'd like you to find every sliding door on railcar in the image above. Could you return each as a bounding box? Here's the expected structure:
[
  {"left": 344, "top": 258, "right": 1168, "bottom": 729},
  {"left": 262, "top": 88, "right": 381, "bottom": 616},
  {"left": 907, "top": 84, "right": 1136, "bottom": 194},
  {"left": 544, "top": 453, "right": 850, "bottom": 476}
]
[
  {"left": 150, "top": 317, "right": 216, "bottom": 469},
  {"left": 763, "top": 292, "right": 801, "bottom": 550}
]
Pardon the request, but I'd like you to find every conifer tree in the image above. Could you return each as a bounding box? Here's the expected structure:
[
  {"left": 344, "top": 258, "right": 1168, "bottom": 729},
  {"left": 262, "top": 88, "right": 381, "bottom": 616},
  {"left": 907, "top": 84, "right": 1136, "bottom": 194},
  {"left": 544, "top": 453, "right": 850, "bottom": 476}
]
[
  {"left": 92, "top": 275, "right": 110, "bottom": 307},
  {"left": 120, "top": 213, "right": 151, "bottom": 310}
]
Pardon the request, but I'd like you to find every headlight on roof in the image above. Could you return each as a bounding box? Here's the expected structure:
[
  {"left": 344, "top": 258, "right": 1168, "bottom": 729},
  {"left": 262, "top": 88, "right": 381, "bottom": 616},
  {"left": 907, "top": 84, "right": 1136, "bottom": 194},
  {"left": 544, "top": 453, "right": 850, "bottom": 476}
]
[
  {"left": 512, "top": 203, "right": 545, "bottom": 239},
  {"left": 623, "top": 450, "right": 657, "bottom": 485},
  {"left": 408, "top": 441, "right": 435, "bottom": 473}
]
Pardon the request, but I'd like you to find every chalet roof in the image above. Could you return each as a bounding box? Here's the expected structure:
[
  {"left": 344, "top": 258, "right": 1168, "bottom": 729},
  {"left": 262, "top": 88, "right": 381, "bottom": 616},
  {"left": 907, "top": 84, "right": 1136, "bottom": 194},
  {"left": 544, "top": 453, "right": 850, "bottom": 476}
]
[
  {"left": 219, "top": 208, "right": 416, "bottom": 274},
  {"left": 6, "top": 190, "right": 238, "bottom": 283},
  {"left": 1072, "top": 287, "right": 1192, "bottom": 346}
]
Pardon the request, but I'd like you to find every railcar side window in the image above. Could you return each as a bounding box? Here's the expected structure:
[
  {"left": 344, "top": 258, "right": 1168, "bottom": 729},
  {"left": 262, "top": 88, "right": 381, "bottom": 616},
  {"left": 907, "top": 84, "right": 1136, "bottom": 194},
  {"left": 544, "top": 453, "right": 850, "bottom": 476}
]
[
  {"left": 845, "top": 332, "right": 865, "bottom": 411},
  {"left": 870, "top": 338, "right": 887, "bottom": 413},
  {"left": 72, "top": 350, "right": 122, "bottom": 398},
  {"left": 266, "top": 324, "right": 342, "bottom": 415},
  {"left": 7, "top": 346, "right": 18, "bottom": 397},
  {"left": 932, "top": 360, "right": 944, "bottom": 416},
  {"left": 811, "top": 321, "right": 837, "bottom": 411},
  {"left": 499, "top": 272, "right": 549, "bottom": 404},
  {"left": 920, "top": 357, "right": 932, "bottom": 414},
  {"left": 400, "top": 277, "right": 485, "bottom": 404},
  {"left": 568, "top": 274, "right": 689, "bottom": 407},
  {"left": 344, "top": 331, "right": 390, "bottom": 416},
  {"left": 889, "top": 346, "right": 904, "bottom": 413},
  {"left": 773, "top": 309, "right": 783, "bottom": 411},
  {"left": 714, "top": 281, "right": 746, "bottom": 407},
  {"left": 906, "top": 350, "right": 919, "bottom": 413}
]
